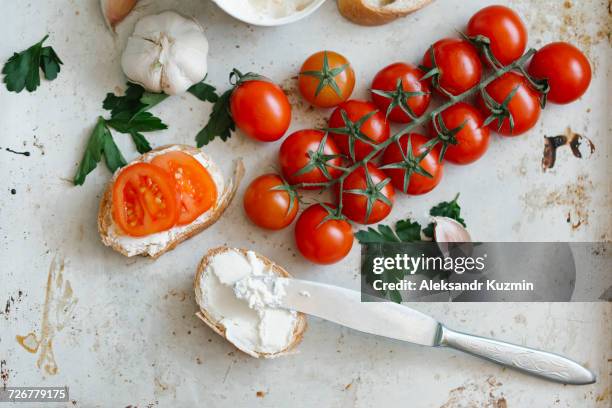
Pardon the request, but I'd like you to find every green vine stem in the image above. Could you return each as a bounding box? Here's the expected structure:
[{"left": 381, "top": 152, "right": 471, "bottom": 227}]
[{"left": 293, "top": 48, "right": 538, "bottom": 201}]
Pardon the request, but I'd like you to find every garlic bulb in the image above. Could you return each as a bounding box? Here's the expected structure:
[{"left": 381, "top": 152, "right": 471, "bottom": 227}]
[{"left": 121, "top": 11, "right": 209, "bottom": 95}]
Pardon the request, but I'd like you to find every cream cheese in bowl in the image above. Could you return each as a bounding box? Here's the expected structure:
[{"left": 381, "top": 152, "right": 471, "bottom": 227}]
[{"left": 212, "top": 0, "right": 327, "bottom": 26}]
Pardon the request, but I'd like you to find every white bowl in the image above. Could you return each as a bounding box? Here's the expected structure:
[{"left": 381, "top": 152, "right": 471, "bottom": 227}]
[{"left": 212, "top": 0, "right": 327, "bottom": 27}]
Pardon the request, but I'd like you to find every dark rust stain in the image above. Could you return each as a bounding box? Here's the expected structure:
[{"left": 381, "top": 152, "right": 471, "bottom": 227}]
[{"left": 542, "top": 127, "right": 595, "bottom": 171}]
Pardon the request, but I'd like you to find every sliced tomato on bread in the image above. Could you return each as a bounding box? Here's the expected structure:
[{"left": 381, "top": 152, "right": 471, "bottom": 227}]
[
  {"left": 111, "top": 162, "right": 181, "bottom": 237},
  {"left": 151, "top": 151, "right": 218, "bottom": 225}
]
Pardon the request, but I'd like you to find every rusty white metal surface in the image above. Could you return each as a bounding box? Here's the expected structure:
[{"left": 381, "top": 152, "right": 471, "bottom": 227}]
[{"left": 0, "top": 0, "right": 610, "bottom": 406}]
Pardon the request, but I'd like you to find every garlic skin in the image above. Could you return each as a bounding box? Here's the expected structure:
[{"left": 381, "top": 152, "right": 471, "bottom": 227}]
[
  {"left": 121, "top": 11, "right": 208, "bottom": 95},
  {"left": 101, "top": 0, "right": 138, "bottom": 31},
  {"left": 432, "top": 216, "right": 471, "bottom": 243}
]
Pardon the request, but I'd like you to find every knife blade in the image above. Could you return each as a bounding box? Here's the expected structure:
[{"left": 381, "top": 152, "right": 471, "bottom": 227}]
[
  {"left": 276, "top": 278, "right": 596, "bottom": 385},
  {"left": 278, "top": 278, "right": 441, "bottom": 346}
]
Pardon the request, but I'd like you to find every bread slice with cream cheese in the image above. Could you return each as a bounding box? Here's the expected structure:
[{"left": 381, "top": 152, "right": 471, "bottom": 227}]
[{"left": 337, "top": 0, "right": 433, "bottom": 26}]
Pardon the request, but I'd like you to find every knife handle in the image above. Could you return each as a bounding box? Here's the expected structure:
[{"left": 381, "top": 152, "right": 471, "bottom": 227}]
[{"left": 438, "top": 326, "right": 596, "bottom": 385}]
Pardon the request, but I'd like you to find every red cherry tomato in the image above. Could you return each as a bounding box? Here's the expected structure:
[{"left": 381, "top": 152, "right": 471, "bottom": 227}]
[
  {"left": 230, "top": 79, "right": 291, "bottom": 142},
  {"left": 295, "top": 203, "right": 354, "bottom": 265},
  {"left": 298, "top": 50, "right": 355, "bottom": 108},
  {"left": 381, "top": 133, "right": 443, "bottom": 195},
  {"left": 112, "top": 163, "right": 181, "bottom": 237},
  {"left": 371, "top": 62, "right": 431, "bottom": 123},
  {"left": 467, "top": 5, "right": 527, "bottom": 66},
  {"left": 279, "top": 129, "right": 342, "bottom": 189},
  {"left": 477, "top": 72, "right": 541, "bottom": 136},
  {"left": 340, "top": 163, "right": 395, "bottom": 225},
  {"left": 421, "top": 38, "right": 482, "bottom": 96},
  {"left": 243, "top": 174, "right": 298, "bottom": 230},
  {"left": 328, "top": 100, "right": 390, "bottom": 162},
  {"left": 527, "top": 42, "right": 592, "bottom": 104},
  {"left": 429, "top": 102, "right": 490, "bottom": 165}
]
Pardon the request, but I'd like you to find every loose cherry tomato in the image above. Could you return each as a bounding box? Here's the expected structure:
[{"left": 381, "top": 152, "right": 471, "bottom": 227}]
[
  {"left": 340, "top": 163, "right": 395, "bottom": 225},
  {"left": 371, "top": 62, "right": 431, "bottom": 123},
  {"left": 243, "top": 174, "right": 298, "bottom": 230},
  {"left": 112, "top": 163, "right": 181, "bottom": 237},
  {"left": 467, "top": 5, "right": 527, "bottom": 66},
  {"left": 230, "top": 78, "right": 291, "bottom": 142},
  {"left": 279, "top": 129, "right": 342, "bottom": 189},
  {"left": 328, "top": 100, "right": 390, "bottom": 162},
  {"left": 429, "top": 102, "right": 490, "bottom": 165},
  {"left": 295, "top": 203, "right": 353, "bottom": 264},
  {"left": 381, "top": 133, "right": 443, "bottom": 195},
  {"left": 421, "top": 38, "right": 482, "bottom": 96},
  {"left": 299, "top": 50, "right": 355, "bottom": 108},
  {"left": 151, "top": 151, "right": 218, "bottom": 225},
  {"left": 527, "top": 42, "right": 591, "bottom": 104},
  {"left": 477, "top": 72, "right": 541, "bottom": 136}
]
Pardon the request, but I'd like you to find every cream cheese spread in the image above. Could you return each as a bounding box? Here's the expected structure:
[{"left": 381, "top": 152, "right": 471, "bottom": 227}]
[
  {"left": 220, "top": 0, "right": 315, "bottom": 21},
  {"left": 198, "top": 249, "right": 297, "bottom": 357},
  {"left": 105, "top": 146, "right": 225, "bottom": 257}
]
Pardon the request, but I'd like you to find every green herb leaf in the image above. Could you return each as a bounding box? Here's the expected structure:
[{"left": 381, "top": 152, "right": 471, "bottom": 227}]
[
  {"left": 356, "top": 219, "right": 422, "bottom": 244},
  {"left": 2, "top": 35, "right": 62, "bottom": 93},
  {"left": 422, "top": 194, "right": 466, "bottom": 238},
  {"left": 188, "top": 80, "right": 219, "bottom": 103},
  {"left": 106, "top": 111, "right": 167, "bottom": 133},
  {"left": 102, "top": 82, "right": 168, "bottom": 118},
  {"left": 102, "top": 133, "right": 127, "bottom": 172},
  {"left": 73, "top": 117, "right": 111, "bottom": 185},
  {"left": 196, "top": 89, "right": 234, "bottom": 147},
  {"left": 130, "top": 131, "right": 152, "bottom": 154}
]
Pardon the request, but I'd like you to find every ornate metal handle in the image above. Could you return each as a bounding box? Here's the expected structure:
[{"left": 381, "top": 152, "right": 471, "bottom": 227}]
[{"left": 438, "top": 326, "right": 596, "bottom": 385}]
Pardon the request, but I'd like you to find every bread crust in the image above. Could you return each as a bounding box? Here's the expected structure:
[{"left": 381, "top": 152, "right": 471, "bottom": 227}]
[
  {"left": 98, "top": 144, "right": 244, "bottom": 259},
  {"left": 194, "top": 247, "right": 307, "bottom": 358},
  {"left": 337, "top": 0, "right": 433, "bottom": 26}
]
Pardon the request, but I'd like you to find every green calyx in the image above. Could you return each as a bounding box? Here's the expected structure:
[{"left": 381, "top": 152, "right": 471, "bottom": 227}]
[
  {"left": 371, "top": 78, "right": 428, "bottom": 121},
  {"left": 270, "top": 179, "right": 299, "bottom": 217},
  {"left": 299, "top": 51, "right": 350, "bottom": 98},
  {"left": 343, "top": 165, "right": 393, "bottom": 223},
  {"left": 425, "top": 113, "right": 466, "bottom": 162},
  {"left": 380, "top": 136, "right": 434, "bottom": 194},
  {"left": 324, "top": 109, "right": 379, "bottom": 162},
  {"left": 229, "top": 68, "right": 265, "bottom": 86},
  {"left": 292, "top": 133, "right": 345, "bottom": 182},
  {"left": 481, "top": 85, "right": 520, "bottom": 133}
]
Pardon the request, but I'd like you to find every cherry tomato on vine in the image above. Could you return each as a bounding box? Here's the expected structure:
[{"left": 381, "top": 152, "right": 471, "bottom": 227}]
[
  {"left": 477, "top": 72, "right": 541, "bottom": 136},
  {"left": 298, "top": 50, "right": 355, "bottom": 108},
  {"left": 328, "top": 100, "right": 390, "bottom": 162},
  {"left": 243, "top": 174, "right": 298, "bottom": 230},
  {"left": 381, "top": 133, "right": 443, "bottom": 195},
  {"left": 371, "top": 62, "right": 431, "bottom": 123},
  {"left": 466, "top": 5, "right": 527, "bottom": 66},
  {"left": 339, "top": 163, "right": 395, "bottom": 225},
  {"left": 230, "top": 76, "right": 291, "bottom": 142},
  {"left": 527, "top": 42, "right": 592, "bottom": 104},
  {"left": 295, "top": 203, "right": 354, "bottom": 265},
  {"left": 279, "top": 129, "right": 343, "bottom": 189},
  {"left": 421, "top": 38, "right": 482, "bottom": 96},
  {"left": 112, "top": 163, "right": 181, "bottom": 237},
  {"left": 429, "top": 102, "right": 490, "bottom": 165}
]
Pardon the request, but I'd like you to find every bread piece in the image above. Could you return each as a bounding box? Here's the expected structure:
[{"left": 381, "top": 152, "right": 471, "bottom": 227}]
[
  {"left": 194, "top": 247, "right": 307, "bottom": 358},
  {"left": 337, "top": 0, "right": 433, "bottom": 26},
  {"left": 98, "top": 144, "right": 244, "bottom": 258}
]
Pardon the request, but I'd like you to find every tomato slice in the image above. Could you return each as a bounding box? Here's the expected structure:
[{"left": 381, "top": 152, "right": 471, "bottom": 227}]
[
  {"left": 112, "top": 163, "right": 181, "bottom": 237},
  {"left": 151, "top": 151, "right": 218, "bottom": 225}
]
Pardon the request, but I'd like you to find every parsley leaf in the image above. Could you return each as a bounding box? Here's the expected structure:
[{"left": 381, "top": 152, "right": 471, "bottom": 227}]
[
  {"left": 130, "top": 131, "right": 152, "bottom": 154},
  {"left": 102, "top": 82, "right": 168, "bottom": 117},
  {"left": 74, "top": 117, "right": 124, "bottom": 185},
  {"left": 188, "top": 80, "right": 219, "bottom": 102},
  {"left": 2, "top": 35, "right": 62, "bottom": 93},
  {"left": 196, "top": 89, "right": 235, "bottom": 147},
  {"left": 106, "top": 111, "right": 167, "bottom": 133},
  {"left": 356, "top": 219, "right": 422, "bottom": 243},
  {"left": 422, "top": 193, "right": 465, "bottom": 238}
]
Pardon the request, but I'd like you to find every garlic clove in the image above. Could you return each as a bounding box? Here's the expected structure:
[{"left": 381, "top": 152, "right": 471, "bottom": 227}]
[
  {"left": 432, "top": 216, "right": 471, "bottom": 242},
  {"left": 101, "top": 0, "right": 138, "bottom": 31},
  {"left": 432, "top": 216, "right": 472, "bottom": 259}
]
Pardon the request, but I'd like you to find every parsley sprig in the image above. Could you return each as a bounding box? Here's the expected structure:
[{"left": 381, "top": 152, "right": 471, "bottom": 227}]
[
  {"left": 74, "top": 79, "right": 219, "bottom": 185},
  {"left": 2, "top": 35, "right": 63, "bottom": 93}
]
